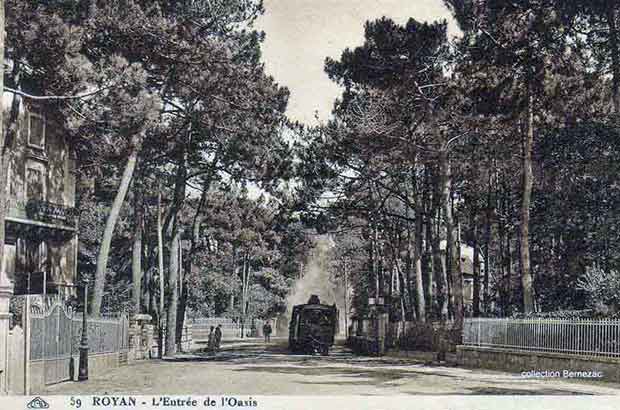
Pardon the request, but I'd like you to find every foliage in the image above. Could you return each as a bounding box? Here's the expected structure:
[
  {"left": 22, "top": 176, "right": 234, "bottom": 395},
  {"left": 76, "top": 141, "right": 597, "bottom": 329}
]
[
  {"left": 8, "top": 0, "right": 620, "bottom": 333},
  {"left": 577, "top": 265, "right": 620, "bottom": 317}
]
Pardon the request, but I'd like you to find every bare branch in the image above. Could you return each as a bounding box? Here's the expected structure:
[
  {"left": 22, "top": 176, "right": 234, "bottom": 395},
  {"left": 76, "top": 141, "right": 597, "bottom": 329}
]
[{"left": 5, "top": 86, "right": 108, "bottom": 101}]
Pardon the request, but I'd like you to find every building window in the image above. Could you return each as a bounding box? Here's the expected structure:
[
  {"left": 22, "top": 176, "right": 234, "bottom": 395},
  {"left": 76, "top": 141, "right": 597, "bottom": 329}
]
[
  {"left": 28, "top": 112, "right": 46, "bottom": 149},
  {"left": 14, "top": 238, "right": 50, "bottom": 295},
  {"left": 26, "top": 165, "right": 46, "bottom": 201}
]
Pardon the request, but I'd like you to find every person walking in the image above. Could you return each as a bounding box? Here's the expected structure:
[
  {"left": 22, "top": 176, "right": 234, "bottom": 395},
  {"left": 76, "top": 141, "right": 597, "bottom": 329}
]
[
  {"left": 214, "top": 324, "right": 223, "bottom": 352},
  {"left": 207, "top": 326, "right": 215, "bottom": 355},
  {"left": 263, "top": 321, "right": 272, "bottom": 343}
]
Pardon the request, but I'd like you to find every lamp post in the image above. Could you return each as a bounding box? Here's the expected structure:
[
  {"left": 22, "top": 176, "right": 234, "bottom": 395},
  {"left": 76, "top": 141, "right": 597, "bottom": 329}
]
[{"left": 78, "top": 278, "right": 89, "bottom": 381}]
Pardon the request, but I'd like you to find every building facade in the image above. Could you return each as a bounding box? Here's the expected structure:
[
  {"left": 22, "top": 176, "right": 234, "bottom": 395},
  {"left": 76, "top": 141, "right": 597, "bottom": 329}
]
[{"left": 3, "top": 96, "right": 78, "bottom": 297}]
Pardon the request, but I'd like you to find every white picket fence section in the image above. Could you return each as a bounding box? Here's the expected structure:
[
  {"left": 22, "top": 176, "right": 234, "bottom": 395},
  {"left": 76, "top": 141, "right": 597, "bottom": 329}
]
[{"left": 463, "top": 318, "right": 620, "bottom": 358}]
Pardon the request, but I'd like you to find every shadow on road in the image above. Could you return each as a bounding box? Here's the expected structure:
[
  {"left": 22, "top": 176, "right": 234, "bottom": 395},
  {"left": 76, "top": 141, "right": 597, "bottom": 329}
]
[
  {"left": 455, "top": 386, "right": 592, "bottom": 395},
  {"left": 161, "top": 341, "right": 605, "bottom": 395}
]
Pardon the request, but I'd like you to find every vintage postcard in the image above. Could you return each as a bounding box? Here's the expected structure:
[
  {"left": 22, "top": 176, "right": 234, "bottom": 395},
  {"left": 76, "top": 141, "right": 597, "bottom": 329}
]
[{"left": 0, "top": 1, "right": 619, "bottom": 409}]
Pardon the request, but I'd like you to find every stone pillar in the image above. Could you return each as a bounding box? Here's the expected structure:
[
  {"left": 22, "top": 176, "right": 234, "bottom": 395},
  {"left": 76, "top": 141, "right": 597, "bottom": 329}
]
[
  {"left": 128, "top": 322, "right": 140, "bottom": 361},
  {"left": 179, "top": 322, "right": 192, "bottom": 352},
  {"left": 128, "top": 314, "right": 152, "bottom": 361},
  {"left": 0, "top": 281, "right": 13, "bottom": 395},
  {"left": 369, "top": 297, "right": 388, "bottom": 356}
]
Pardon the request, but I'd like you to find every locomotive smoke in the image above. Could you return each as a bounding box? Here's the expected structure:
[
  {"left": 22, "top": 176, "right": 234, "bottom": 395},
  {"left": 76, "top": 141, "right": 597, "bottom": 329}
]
[{"left": 278, "top": 235, "right": 345, "bottom": 335}]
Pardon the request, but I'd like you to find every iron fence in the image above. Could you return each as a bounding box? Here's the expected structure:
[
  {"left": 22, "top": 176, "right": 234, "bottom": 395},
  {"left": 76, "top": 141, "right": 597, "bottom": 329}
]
[
  {"left": 30, "top": 303, "right": 130, "bottom": 360},
  {"left": 190, "top": 317, "right": 265, "bottom": 339},
  {"left": 70, "top": 315, "right": 130, "bottom": 355},
  {"left": 463, "top": 318, "right": 620, "bottom": 358}
]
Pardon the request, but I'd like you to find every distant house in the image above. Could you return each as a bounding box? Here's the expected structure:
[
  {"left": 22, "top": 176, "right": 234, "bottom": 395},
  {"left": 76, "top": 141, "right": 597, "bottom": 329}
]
[
  {"left": 3, "top": 95, "right": 78, "bottom": 297},
  {"left": 439, "top": 240, "right": 488, "bottom": 309}
]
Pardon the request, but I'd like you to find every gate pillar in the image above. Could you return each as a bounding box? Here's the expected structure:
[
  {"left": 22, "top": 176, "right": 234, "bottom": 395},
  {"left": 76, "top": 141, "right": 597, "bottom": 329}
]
[
  {"left": 0, "top": 280, "right": 13, "bottom": 395},
  {"left": 369, "top": 298, "right": 388, "bottom": 356}
]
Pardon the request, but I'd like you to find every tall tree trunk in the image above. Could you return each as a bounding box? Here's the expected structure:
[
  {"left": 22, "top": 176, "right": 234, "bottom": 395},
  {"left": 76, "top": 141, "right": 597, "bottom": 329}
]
[
  {"left": 231, "top": 246, "right": 237, "bottom": 312},
  {"left": 483, "top": 169, "right": 493, "bottom": 313},
  {"left": 405, "top": 221, "right": 415, "bottom": 320},
  {"left": 343, "top": 258, "right": 350, "bottom": 338},
  {"left": 608, "top": 4, "right": 620, "bottom": 113},
  {"left": 414, "top": 175, "right": 426, "bottom": 322},
  {"left": 377, "top": 230, "right": 385, "bottom": 299},
  {"left": 177, "top": 177, "right": 209, "bottom": 347},
  {"left": 132, "top": 186, "right": 143, "bottom": 313},
  {"left": 440, "top": 149, "right": 463, "bottom": 327},
  {"left": 423, "top": 172, "right": 434, "bottom": 318},
  {"left": 241, "top": 252, "right": 248, "bottom": 338},
  {"left": 424, "top": 216, "right": 434, "bottom": 318},
  {"left": 92, "top": 135, "right": 141, "bottom": 315},
  {"left": 145, "top": 243, "right": 154, "bottom": 315},
  {"left": 520, "top": 83, "right": 535, "bottom": 315},
  {"left": 472, "top": 214, "right": 481, "bottom": 317},
  {"left": 498, "top": 201, "right": 507, "bottom": 315},
  {"left": 165, "top": 227, "right": 181, "bottom": 356},
  {"left": 432, "top": 182, "right": 449, "bottom": 322},
  {"left": 177, "top": 276, "right": 188, "bottom": 346},
  {"left": 372, "top": 220, "right": 380, "bottom": 299},
  {"left": 157, "top": 184, "right": 165, "bottom": 358},
  {"left": 506, "top": 226, "right": 513, "bottom": 315},
  {"left": 178, "top": 214, "right": 201, "bottom": 341}
]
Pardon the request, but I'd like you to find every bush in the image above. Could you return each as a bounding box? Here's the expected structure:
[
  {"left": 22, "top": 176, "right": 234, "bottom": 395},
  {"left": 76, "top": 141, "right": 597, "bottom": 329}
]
[
  {"left": 397, "top": 321, "right": 461, "bottom": 353},
  {"left": 576, "top": 265, "right": 620, "bottom": 318}
]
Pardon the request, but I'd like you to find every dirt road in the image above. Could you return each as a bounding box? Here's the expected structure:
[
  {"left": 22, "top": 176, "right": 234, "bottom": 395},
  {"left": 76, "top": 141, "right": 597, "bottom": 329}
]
[{"left": 41, "top": 339, "right": 620, "bottom": 395}]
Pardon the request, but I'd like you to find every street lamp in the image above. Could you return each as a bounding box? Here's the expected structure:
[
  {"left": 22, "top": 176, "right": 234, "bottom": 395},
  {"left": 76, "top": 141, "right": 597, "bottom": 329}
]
[{"left": 78, "top": 278, "right": 89, "bottom": 381}]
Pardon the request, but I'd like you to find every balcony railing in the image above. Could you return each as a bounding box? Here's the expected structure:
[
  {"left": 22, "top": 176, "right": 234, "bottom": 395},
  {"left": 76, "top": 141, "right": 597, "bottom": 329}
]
[{"left": 24, "top": 199, "right": 78, "bottom": 227}]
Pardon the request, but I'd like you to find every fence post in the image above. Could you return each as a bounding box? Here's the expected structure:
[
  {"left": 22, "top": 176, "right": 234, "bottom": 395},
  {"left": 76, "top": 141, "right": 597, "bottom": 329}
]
[{"left": 0, "top": 280, "right": 13, "bottom": 395}]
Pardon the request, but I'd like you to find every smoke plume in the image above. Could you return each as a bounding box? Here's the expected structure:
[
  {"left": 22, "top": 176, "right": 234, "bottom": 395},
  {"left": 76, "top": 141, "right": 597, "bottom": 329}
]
[{"left": 277, "top": 235, "right": 346, "bottom": 335}]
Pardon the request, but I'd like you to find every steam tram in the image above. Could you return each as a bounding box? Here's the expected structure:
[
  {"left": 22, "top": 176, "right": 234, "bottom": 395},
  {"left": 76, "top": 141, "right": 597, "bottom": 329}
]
[{"left": 288, "top": 295, "right": 338, "bottom": 355}]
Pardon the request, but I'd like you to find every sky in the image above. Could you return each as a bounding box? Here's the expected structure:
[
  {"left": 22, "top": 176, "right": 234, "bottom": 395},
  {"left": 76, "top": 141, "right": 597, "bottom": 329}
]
[{"left": 256, "top": 0, "right": 459, "bottom": 125}]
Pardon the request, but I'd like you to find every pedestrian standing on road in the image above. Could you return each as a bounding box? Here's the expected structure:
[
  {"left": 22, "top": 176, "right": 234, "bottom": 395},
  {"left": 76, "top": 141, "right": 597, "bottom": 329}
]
[
  {"left": 214, "top": 324, "right": 223, "bottom": 352},
  {"left": 263, "top": 322, "right": 272, "bottom": 343},
  {"left": 207, "top": 326, "right": 215, "bottom": 354}
]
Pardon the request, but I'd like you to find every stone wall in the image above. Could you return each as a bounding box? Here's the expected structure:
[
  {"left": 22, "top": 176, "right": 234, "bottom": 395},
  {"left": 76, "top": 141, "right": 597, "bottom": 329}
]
[{"left": 457, "top": 345, "right": 620, "bottom": 383}]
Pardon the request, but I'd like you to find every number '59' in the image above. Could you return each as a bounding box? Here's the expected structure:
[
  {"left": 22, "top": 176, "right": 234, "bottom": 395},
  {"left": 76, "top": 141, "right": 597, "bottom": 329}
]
[{"left": 70, "top": 397, "right": 82, "bottom": 408}]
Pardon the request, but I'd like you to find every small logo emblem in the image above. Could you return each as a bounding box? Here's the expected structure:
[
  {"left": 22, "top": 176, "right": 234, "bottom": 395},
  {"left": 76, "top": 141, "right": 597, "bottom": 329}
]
[{"left": 27, "top": 397, "right": 50, "bottom": 409}]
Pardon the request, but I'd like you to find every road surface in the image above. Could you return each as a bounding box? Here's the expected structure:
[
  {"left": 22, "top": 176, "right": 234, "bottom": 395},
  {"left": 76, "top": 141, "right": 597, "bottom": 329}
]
[{"left": 41, "top": 339, "right": 620, "bottom": 395}]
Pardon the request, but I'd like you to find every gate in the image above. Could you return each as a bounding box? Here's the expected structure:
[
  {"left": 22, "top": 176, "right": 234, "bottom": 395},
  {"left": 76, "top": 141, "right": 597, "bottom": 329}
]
[
  {"left": 30, "top": 300, "right": 75, "bottom": 385},
  {"left": 6, "top": 295, "right": 131, "bottom": 392}
]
